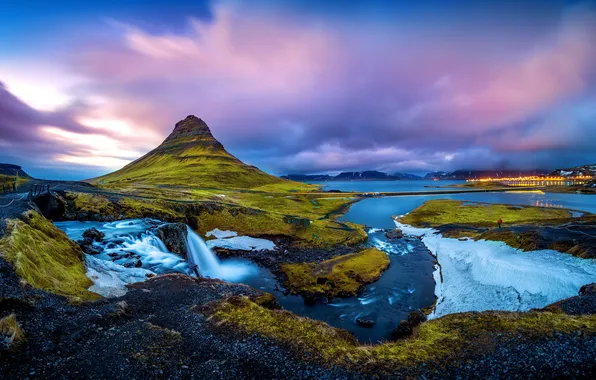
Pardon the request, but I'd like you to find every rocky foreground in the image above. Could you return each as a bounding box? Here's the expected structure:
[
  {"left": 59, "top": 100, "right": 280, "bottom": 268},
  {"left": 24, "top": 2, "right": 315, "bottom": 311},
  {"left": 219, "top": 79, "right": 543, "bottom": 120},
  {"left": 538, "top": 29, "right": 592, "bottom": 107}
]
[{"left": 2, "top": 260, "right": 596, "bottom": 379}]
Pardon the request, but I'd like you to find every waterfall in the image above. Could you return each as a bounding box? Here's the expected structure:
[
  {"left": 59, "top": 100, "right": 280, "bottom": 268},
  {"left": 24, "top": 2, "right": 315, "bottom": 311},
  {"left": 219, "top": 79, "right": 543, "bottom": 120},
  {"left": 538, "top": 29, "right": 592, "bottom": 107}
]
[
  {"left": 185, "top": 226, "right": 258, "bottom": 281},
  {"left": 186, "top": 226, "right": 222, "bottom": 278}
]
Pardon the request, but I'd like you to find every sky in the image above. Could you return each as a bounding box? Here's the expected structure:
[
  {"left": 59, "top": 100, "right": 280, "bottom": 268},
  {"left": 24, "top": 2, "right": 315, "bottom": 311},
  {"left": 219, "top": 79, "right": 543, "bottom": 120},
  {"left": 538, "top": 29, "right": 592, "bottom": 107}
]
[{"left": 1, "top": 0, "right": 596, "bottom": 179}]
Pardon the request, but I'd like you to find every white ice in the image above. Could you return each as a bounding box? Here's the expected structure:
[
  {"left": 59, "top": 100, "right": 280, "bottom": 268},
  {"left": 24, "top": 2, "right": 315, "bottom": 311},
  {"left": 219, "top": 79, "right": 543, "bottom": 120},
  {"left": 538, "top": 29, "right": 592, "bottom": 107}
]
[
  {"left": 85, "top": 255, "right": 154, "bottom": 298},
  {"left": 206, "top": 236, "right": 276, "bottom": 251},
  {"left": 394, "top": 221, "right": 596, "bottom": 318},
  {"left": 205, "top": 228, "right": 238, "bottom": 239}
]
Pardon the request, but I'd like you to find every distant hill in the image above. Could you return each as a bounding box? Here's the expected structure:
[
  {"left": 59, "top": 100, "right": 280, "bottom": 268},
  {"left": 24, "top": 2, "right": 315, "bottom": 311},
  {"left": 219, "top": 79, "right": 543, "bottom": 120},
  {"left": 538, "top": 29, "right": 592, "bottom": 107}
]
[
  {"left": 0, "top": 164, "right": 31, "bottom": 178},
  {"left": 424, "top": 169, "right": 549, "bottom": 180},
  {"left": 549, "top": 164, "right": 596, "bottom": 178},
  {"left": 282, "top": 171, "right": 421, "bottom": 182},
  {"left": 91, "top": 115, "right": 289, "bottom": 189}
]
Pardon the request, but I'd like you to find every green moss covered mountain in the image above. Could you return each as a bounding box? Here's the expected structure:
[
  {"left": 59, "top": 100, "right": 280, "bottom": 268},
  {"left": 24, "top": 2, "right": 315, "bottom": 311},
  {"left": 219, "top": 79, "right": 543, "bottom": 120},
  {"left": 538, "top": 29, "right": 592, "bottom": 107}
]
[{"left": 91, "top": 115, "right": 287, "bottom": 190}]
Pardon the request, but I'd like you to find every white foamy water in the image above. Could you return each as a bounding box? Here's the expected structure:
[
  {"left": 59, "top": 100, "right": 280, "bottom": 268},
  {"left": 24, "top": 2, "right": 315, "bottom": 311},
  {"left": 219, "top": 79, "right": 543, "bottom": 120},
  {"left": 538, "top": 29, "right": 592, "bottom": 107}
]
[
  {"left": 394, "top": 221, "right": 596, "bottom": 318},
  {"left": 56, "top": 219, "right": 259, "bottom": 296},
  {"left": 187, "top": 227, "right": 258, "bottom": 281}
]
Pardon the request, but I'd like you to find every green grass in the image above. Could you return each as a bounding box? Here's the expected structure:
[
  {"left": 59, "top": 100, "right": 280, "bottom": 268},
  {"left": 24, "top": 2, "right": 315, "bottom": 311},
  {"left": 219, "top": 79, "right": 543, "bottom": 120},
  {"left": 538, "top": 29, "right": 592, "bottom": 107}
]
[
  {"left": 204, "top": 296, "right": 596, "bottom": 370},
  {"left": 0, "top": 211, "right": 99, "bottom": 302},
  {"left": 0, "top": 174, "right": 28, "bottom": 189},
  {"left": 281, "top": 248, "right": 390, "bottom": 297},
  {"left": 399, "top": 200, "right": 572, "bottom": 228}
]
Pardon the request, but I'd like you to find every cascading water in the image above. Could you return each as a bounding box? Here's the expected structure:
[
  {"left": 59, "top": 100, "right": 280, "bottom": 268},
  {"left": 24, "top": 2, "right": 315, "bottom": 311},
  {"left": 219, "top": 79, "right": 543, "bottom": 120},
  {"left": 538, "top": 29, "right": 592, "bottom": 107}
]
[
  {"left": 185, "top": 227, "right": 258, "bottom": 281},
  {"left": 186, "top": 226, "right": 221, "bottom": 277}
]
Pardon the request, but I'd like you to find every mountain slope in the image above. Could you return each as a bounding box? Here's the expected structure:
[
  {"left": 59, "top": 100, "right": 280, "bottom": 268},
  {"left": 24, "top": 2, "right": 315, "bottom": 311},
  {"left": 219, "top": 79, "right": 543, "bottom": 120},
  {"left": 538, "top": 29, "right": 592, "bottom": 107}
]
[{"left": 91, "top": 116, "right": 286, "bottom": 190}]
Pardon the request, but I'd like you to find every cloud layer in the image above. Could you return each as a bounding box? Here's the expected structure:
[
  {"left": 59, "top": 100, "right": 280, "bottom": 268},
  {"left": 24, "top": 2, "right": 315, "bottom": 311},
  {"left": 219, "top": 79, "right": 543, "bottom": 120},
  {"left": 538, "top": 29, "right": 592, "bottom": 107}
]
[{"left": 1, "top": 0, "right": 596, "bottom": 178}]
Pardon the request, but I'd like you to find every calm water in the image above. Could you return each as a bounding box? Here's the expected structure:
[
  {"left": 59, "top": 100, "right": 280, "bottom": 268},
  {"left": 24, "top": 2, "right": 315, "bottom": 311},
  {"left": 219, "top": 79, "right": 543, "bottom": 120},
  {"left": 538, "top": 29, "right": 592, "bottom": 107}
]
[
  {"left": 308, "top": 179, "right": 464, "bottom": 192},
  {"left": 341, "top": 191, "right": 596, "bottom": 229}
]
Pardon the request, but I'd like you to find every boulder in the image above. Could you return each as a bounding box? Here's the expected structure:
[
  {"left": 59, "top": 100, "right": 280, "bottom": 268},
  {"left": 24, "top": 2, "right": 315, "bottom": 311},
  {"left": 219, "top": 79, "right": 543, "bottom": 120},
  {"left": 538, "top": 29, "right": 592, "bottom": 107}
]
[
  {"left": 385, "top": 229, "right": 404, "bottom": 240},
  {"left": 77, "top": 238, "right": 103, "bottom": 255},
  {"left": 391, "top": 320, "right": 413, "bottom": 339},
  {"left": 82, "top": 228, "right": 105, "bottom": 242},
  {"left": 154, "top": 223, "right": 189, "bottom": 259},
  {"left": 408, "top": 309, "right": 427, "bottom": 325},
  {"left": 391, "top": 309, "right": 427, "bottom": 340},
  {"left": 579, "top": 283, "right": 596, "bottom": 296}
]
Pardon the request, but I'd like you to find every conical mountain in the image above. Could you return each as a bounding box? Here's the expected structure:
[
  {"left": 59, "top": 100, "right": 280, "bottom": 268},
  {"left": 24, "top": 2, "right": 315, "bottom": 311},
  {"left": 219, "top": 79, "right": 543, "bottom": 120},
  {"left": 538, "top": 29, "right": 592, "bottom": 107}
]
[{"left": 92, "top": 115, "right": 284, "bottom": 189}]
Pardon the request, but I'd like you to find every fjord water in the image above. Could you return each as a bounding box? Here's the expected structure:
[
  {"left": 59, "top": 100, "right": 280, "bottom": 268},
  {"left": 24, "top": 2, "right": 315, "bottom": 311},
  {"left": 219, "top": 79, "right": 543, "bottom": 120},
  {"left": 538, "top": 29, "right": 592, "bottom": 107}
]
[
  {"left": 341, "top": 190, "right": 596, "bottom": 228},
  {"left": 308, "top": 179, "right": 464, "bottom": 192}
]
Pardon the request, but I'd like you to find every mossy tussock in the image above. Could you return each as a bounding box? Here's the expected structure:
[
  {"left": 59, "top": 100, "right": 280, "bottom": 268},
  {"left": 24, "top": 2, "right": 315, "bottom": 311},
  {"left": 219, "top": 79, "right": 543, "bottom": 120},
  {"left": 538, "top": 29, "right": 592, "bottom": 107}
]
[
  {"left": 280, "top": 248, "right": 390, "bottom": 298},
  {"left": 204, "top": 296, "right": 596, "bottom": 370},
  {"left": 0, "top": 314, "right": 26, "bottom": 351},
  {"left": 0, "top": 210, "right": 99, "bottom": 302},
  {"left": 399, "top": 200, "right": 573, "bottom": 228}
]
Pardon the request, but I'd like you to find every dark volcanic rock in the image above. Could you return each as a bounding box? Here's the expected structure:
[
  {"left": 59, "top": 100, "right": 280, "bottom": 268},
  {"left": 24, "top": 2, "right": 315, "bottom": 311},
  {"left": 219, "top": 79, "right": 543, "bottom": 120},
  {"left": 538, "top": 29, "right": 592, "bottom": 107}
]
[
  {"left": 33, "top": 192, "right": 66, "bottom": 220},
  {"left": 580, "top": 283, "right": 596, "bottom": 296},
  {"left": 154, "top": 223, "right": 189, "bottom": 259},
  {"left": 392, "top": 309, "right": 427, "bottom": 340},
  {"left": 385, "top": 228, "right": 404, "bottom": 240},
  {"left": 77, "top": 238, "right": 103, "bottom": 255},
  {"left": 82, "top": 227, "right": 105, "bottom": 242}
]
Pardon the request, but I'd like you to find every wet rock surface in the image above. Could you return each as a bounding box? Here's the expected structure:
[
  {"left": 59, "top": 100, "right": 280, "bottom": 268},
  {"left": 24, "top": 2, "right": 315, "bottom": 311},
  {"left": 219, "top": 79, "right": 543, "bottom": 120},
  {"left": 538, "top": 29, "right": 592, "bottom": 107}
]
[
  {"left": 154, "top": 223, "right": 189, "bottom": 259},
  {"left": 385, "top": 228, "right": 404, "bottom": 240}
]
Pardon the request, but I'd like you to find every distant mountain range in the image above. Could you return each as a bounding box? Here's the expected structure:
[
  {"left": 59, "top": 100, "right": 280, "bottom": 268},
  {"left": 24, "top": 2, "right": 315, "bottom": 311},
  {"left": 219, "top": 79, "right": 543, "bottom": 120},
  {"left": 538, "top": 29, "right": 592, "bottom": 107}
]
[
  {"left": 282, "top": 171, "right": 422, "bottom": 182},
  {"left": 549, "top": 164, "right": 596, "bottom": 178},
  {"left": 423, "top": 169, "right": 550, "bottom": 180}
]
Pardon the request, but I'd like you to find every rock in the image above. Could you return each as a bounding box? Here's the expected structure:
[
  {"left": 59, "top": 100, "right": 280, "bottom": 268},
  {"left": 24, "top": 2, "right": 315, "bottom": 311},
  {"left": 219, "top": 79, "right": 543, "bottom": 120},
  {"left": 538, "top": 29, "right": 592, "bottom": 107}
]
[
  {"left": 154, "top": 223, "right": 189, "bottom": 259},
  {"left": 408, "top": 309, "right": 427, "bottom": 326},
  {"left": 392, "top": 320, "right": 413, "bottom": 339},
  {"left": 391, "top": 309, "right": 427, "bottom": 340},
  {"left": 82, "top": 228, "right": 105, "bottom": 242},
  {"left": 385, "top": 229, "right": 404, "bottom": 240},
  {"left": 579, "top": 283, "right": 596, "bottom": 296},
  {"left": 356, "top": 317, "right": 375, "bottom": 327},
  {"left": 123, "top": 259, "right": 142, "bottom": 268},
  {"left": 77, "top": 238, "right": 103, "bottom": 255},
  {"left": 33, "top": 192, "right": 66, "bottom": 220}
]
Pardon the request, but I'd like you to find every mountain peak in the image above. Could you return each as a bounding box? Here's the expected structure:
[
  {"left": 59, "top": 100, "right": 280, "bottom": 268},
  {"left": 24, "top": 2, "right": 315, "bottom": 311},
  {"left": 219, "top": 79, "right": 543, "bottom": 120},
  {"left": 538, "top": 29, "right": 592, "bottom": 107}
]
[
  {"left": 168, "top": 115, "right": 214, "bottom": 140},
  {"left": 92, "top": 115, "right": 284, "bottom": 189}
]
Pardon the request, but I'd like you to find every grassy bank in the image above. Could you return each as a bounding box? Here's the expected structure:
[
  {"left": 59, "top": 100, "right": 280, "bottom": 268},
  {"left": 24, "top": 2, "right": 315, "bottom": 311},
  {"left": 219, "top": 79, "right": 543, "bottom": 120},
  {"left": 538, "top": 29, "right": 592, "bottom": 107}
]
[
  {"left": 399, "top": 199, "right": 572, "bottom": 228},
  {"left": 280, "top": 248, "right": 390, "bottom": 298},
  {"left": 204, "top": 296, "right": 596, "bottom": 370},
  {"left": 0, "top": 210, "right": 99, "bottom": 302}
]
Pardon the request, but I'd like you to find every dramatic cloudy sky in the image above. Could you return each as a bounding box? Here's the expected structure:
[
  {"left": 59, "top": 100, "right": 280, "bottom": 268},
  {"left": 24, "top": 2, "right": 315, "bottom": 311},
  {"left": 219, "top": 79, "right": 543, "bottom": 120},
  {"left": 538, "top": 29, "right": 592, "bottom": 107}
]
[{"left": 1, "top": 0, "right": 596, "bottom": 179}]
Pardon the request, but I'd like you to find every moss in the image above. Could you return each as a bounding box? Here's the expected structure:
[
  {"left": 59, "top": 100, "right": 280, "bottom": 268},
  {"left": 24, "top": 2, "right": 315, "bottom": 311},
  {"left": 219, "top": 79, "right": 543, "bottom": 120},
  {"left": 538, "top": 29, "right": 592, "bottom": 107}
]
[
  {"left": 73, "top": 193, "right": 119, "bottom": 218},
  {"left": 0, "top": 211, "right": 99, "bottom": 302},
  {"left": 0, "top": 314, "right": 26, "bottom": 350},
  {"left": 252, "top": 293, "right": 281, "bottom": 310},
  {"left": 478, "top": 230, "right": 542, "bottom": 251},
  {"left": 281, "top": 248, "right": 390, "bottom": 298},
  {"left": 117, "top": 198, "right": 183, "bottom": 220},
  {"left": 399, "top": 200, "right": 572, "bottom": 228},
  {"left": 204, "top": 296, "right": 596, "bottom": 370}
]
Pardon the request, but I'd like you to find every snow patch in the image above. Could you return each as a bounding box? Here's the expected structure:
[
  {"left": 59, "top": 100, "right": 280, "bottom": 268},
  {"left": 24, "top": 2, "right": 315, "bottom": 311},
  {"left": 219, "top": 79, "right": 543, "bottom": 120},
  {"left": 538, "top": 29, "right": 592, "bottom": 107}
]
[
  {"left": 206, "top": 236, "right": 276, "bottom": 251},
  {"left": 206, "top": 228, "right": 238, "bottom": 239}
]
